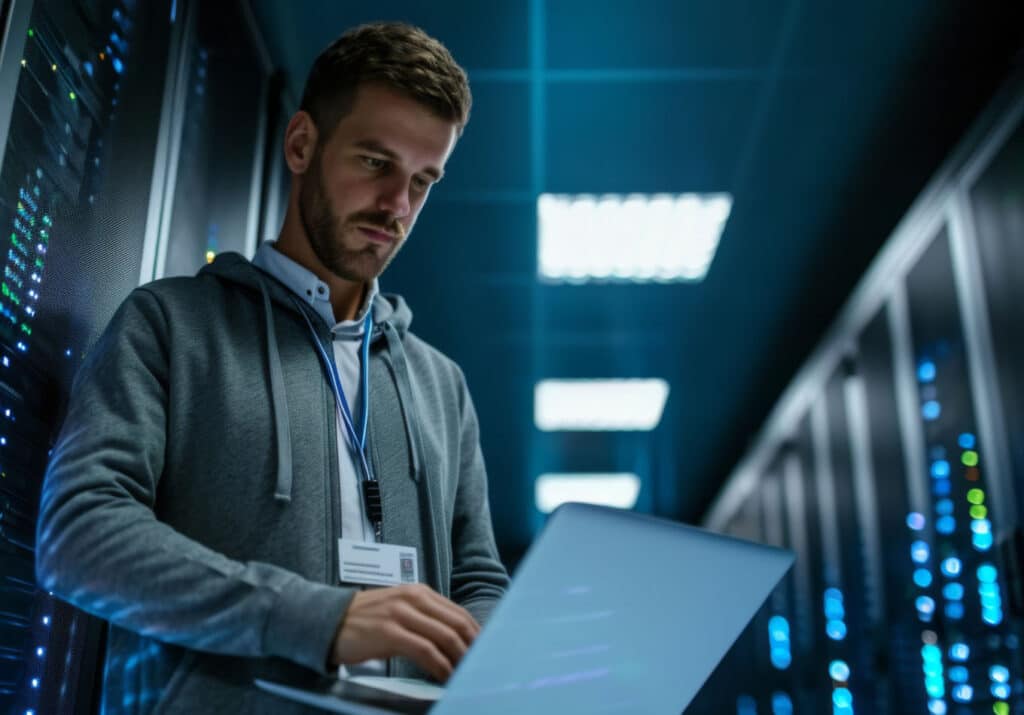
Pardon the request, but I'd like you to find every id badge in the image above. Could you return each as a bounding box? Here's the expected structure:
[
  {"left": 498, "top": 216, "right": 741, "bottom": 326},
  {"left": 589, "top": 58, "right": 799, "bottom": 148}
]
[{"left": 339, "top": 539, "right": 419, "bottom": 587}]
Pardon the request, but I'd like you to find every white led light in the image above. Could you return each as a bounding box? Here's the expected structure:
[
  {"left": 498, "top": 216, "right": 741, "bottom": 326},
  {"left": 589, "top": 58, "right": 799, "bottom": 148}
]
[
  {"left": 538, "top": 192, "right": 732, "bottom": 283},
  {"left": 534, "top": 379, "right": 669, "bottom": 431},
  {"left": 535, "top": 473, "right": 641, "bottom": 513}
]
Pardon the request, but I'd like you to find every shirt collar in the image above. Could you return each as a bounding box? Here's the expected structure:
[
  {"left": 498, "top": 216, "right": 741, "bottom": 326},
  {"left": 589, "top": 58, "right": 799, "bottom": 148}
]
[{"left": 253, "top": 241, "right": 379, "bottom": 336}]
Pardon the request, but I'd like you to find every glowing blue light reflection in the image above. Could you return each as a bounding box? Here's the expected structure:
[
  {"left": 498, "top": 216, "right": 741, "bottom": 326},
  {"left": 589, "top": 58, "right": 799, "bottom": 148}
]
[
  {"left": 943, "top": 583, "right": 964, "bottom": 600},
  {"left": 948, "top": 666, "right": 968, "bottom": 683},
  {"left": 829, "top": 660, "right": 851, "bottom": 681},
  {"left": 930, "top": 460, "right": 950, "bottom": 478},
  {"left": 935, "top": 499, "right": 954, "bottom": 516},
  {"left": 936, "top": 516, "right": 956, "bottom": 534},
  {"left": 913, "top": 569, "right": 933, "bottom": 587},
  {"left": 949, "top": 643, "right": 969, "bottom": 661},
  {"left": 918, "top": 361, "right": 937, "bottom": 382},
  {"left": 951, "top": 684, "right": 973, "bottom": 703},
  {"left": 941, "top": 558, "right": 962, "bottom": 577},
  {"left": 922, "top": 401, "right": 942, "bottom": 420},
  {"left": 990, "top": 665, "right": 1010, "bottom": 683},
  {"left": 907, "top": 512, "right": 926, "bottom": 531},
  {"left": 958, "top": 433, "right": 976, "bottom": 449},
  {"left": 911, "top": 540, "right": 930, "bottom": 563}
]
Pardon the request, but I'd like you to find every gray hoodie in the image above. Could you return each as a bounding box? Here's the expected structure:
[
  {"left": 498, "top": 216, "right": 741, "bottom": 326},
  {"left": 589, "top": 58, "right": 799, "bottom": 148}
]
[{"left": 35, "top": 253, "right": 509, "bottom": 714}]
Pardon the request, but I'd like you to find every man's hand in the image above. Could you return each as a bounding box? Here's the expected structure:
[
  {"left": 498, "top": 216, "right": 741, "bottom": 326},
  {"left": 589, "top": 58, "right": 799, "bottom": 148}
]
[{"left": 330, "top": 583, "right": 481, "bottom": 682}]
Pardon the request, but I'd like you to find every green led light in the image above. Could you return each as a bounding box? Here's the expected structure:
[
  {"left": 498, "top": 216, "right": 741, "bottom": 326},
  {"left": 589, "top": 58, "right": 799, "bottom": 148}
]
[
  {"left": 27, "top": 29, "right": 34, "bottom": 38},
  {"left": 69, "top": 91, "right": 76, "bottom": 101},
  {"left": 19, "top": 324, "right": 30, "bottom": 335},
  {"left": 967, "top": 488, "right": 985, "bottom": 505},
  {"left": 994, "top": 702, "right": 1009, "bottom": 715},
  {"left": 961, "top": 450, "right": 979, "bottom": 467},
  {"left": 970, "top": 505, "right": 988, "bottom": 519}
]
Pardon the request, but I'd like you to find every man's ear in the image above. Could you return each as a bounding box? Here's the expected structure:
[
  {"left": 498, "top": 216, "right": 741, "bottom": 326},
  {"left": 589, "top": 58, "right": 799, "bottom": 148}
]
[{"left": 284, "top": 110, "right": 319, "bottom": 175}]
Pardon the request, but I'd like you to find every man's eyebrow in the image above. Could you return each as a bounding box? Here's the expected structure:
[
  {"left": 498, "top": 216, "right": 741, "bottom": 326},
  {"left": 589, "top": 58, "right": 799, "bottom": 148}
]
[{"left": 353, "top": 139, "right": 444, "bottom": 181}]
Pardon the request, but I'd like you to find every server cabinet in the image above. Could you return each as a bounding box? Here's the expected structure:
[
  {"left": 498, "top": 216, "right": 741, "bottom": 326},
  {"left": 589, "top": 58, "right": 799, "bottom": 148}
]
[
  {"left": 158, "top": 0, "right": 270, "bottom": 278},
  {"left": 900, "top": 229, "right": 1023, "bottom": 714},
  {"left": 0, "top": 0, "right": 177, "bottom": 712}
]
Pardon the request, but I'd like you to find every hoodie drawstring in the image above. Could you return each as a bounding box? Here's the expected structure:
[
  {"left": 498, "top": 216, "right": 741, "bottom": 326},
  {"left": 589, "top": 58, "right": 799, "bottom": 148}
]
[
  {"left": 257, "top": 278, "right": 294, "bottom": 502},
  {"left": 380, "top": 322, "right": 425, "bottom": 484}
]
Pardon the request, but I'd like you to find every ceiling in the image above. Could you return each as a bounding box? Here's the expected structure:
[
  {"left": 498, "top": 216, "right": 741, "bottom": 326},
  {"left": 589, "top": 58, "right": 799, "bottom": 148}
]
[{"left": 248, "top": 0, "right": 1024, "bottom": 562}]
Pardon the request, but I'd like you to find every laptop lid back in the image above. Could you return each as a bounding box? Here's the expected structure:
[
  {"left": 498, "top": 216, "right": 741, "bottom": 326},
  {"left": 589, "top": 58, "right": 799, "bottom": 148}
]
[{"left": 433, "top": 502, "right": 794, "bottom": 715}]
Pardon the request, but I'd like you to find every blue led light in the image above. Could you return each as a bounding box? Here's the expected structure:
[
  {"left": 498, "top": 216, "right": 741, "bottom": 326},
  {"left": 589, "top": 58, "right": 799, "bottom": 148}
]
[
  {"left": 934, "top": 499, "right": 952, "bottom": 515},
  {"left": 113, "top": 57, "right": 124, "bottom": 74},
  {"left": 977, "top": 564, "right": 998, "bottom": 583},
  {"left": 990, "top": 665, "right": 1010, "bottom": 683},
  {"left": 30, "top": 679, "right": 38, "bottom": 688},
  {"left": 925, "top": 678, "right": 945, "bottom": 698},
  {"left": 769, "top": 616, "right": 790, "bottom": 638},
  {"left": 981, "top": 592, "right": 1001, "bottom": 609},
  {"left": 911, "top": 540, "right": 930, "bottom": 563},
  {"left": 913, "top": 569, "right": 933, "bottom": 587},
  {"left": 958, "top": 433, "right": 976, "bottom": 449},
  {"left": 918, "top": 361, "right": 937, "bottom": 382},
  {"left": 922, "top": 401, "right": 942, "bottom": 420},
  {"left": 991, "top": 683, "right": 1011, "bottom": 699},
  {"left": 943, "top": 583, "right": 964, "bottom": 600},
  {"left": 945, "top": 602, "right": 965, "bottom": 620},
  {"left": 932, "top": 479, "right": 951, "bottom": 496},
  {"left": 948, "top": 643, "right": 969, "bottom": 661},
  {"left": 936, "top": 516, "right": 956, "bottom": 534},
  {"left": 83, "top": 60, "right": 94, "bottom": 77},
  {"left": 941, "top": 557, "right": 962, "bottom": 577},
  {"left": 771, "top": 692, "right": 793, "bottom": 715},
  {"left": 824, "top": 593, "right": 846, "bottom": 619},
  {"left": 770, "top": 648, "right": 791, "bottom": 669},
  {"left": 948, "top": 666, "right": 968, "bottom": 683},
  {"left": 970, "top": 519, "right": 991, "bottom": 535},
  {"left": 829, "top": 660, "right": 851, "bottom": 681},
  {"left": 972, "top": 532, "right": 993, "bottom": 551},
  {"left": 930, "top": 460, "right": 950, "bottom": 478},
  {"left": 922, "top": 644, "right": 942, "bottom": 662},
  {"left": 737, "top": 695, "right": 757, "bottom": 715},
  {"left": 951, "top": 684, "right": 973, "bottom": 703},
  {"left": 35, "top": 647, "right": 43, "bottom": 657},
  {"left": 832, "top": 688, "right": 853, "bottom": 708},
  {"left": 982, "top": 608, "right": 1004, "bottom": 626},
  {"left": 826, "top": 620, "right": 847, "bottom": 640},
  {"left": 917, "top": 596, "right": 936, "bottom": 615},
  {"left": 927, "top": 700, "right": 946, "bottom": 715}
]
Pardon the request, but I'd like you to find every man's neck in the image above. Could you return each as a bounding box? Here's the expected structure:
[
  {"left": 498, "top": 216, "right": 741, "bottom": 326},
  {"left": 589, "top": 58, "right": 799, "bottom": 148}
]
[{"left": 332, "top": 281, "right": 368, "bottom": 323}]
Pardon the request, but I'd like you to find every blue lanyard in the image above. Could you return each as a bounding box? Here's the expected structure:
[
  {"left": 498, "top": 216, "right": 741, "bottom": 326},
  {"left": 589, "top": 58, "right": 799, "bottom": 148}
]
[{"left": 292, "top": 296, "right": 375, "bottom": 484}]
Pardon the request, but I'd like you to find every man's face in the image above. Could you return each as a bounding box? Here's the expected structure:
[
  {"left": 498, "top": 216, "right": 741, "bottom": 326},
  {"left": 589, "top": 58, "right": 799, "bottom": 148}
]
[{"left": 297, "top": 84, "right": 459, "bottom": 284}]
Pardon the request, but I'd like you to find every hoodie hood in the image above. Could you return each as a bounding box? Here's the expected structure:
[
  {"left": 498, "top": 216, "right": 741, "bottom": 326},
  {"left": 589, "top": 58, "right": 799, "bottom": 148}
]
[
  {"left": 197, "top": 252, "right": 420, "bottom": 502},
  {"left": 199, "top": 252, "right": 413, "bottom": 338}
]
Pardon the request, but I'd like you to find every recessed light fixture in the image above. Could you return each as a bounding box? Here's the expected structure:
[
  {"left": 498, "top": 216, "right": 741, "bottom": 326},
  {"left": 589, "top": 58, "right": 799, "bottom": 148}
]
[
  {"left": 534, "top": 379, "right": 669, "bottom": 431},
  {"left": 538, "top": 193, "right": 732, "bottom": 283},
  {"left": 535, "top": 473, "right": 641, "bottom": 513}
]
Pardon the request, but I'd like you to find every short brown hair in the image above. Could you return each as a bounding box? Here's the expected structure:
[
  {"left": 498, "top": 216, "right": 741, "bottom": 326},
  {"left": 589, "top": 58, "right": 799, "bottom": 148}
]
[{"left": 300, "top": 22, "right": 471, "bottom": 141}]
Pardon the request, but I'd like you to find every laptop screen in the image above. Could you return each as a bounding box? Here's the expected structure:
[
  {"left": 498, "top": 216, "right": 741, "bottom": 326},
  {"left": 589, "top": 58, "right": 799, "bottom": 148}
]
[{"left": 433, "top": 503, "right": 793, "bottom": 715}]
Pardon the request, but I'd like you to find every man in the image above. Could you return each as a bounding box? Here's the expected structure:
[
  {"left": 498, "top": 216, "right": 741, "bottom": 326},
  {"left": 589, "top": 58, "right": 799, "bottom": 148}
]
[{"left": 36, "top": 21, "right": 509, "bottom": 714}]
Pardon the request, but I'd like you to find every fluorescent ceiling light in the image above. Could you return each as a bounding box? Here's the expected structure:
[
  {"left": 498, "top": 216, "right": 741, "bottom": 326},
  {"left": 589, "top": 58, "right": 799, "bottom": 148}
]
[
  {"left": 534, "top": 379, "right": 669, "bottom": 431},
  {"left": 535, "top": 473, "right": 641, "bottom": 513},
  {"left": 538, "top": 192, "right": 732, "bottom": 283}
]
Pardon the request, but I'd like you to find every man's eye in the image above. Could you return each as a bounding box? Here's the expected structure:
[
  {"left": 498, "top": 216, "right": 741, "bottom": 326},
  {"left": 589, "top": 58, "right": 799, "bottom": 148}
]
[
  {"left": 412, "top": 176, "right": 431, "bottom": 192},
  {"left": 360, "top": 156, "right": 387, "bottom": 170}
]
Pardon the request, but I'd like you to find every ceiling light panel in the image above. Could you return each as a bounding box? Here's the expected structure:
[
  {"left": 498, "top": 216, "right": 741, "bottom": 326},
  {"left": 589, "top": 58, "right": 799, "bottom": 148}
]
[
  {"left": 538, "top": 192, "right": 732, "bottom": 283},
  {"left": 534, "top": 378, "right": 670, "bottom": 431},
  {"left": 535, "top": 473, "right": 641, "bottom": 513}
]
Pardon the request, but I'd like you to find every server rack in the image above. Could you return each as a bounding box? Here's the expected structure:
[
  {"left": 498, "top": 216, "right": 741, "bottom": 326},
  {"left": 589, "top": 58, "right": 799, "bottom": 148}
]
[
  {"left": 0, "top": 0, "right": 279, "bottom": 711},
  {"left": 705, "top": 71, "right": 1024, "bottom": 714}
]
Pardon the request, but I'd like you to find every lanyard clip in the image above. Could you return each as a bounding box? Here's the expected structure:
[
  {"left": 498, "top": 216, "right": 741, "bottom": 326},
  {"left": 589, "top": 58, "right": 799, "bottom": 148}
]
[{"left": 362, "top": 480, "right": 383, "bottom": 526}]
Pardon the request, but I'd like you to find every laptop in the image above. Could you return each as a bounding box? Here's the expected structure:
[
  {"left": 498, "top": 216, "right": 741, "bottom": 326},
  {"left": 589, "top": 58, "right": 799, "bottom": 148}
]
[{"left": 257, "top": 502, "right": 794, "bottom": 714}]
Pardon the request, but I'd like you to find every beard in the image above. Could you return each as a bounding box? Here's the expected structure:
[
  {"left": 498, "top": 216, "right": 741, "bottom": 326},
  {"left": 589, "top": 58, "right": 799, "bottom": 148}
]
[{"left": 298, "top": 149, "right": 406, "bottom": 284}]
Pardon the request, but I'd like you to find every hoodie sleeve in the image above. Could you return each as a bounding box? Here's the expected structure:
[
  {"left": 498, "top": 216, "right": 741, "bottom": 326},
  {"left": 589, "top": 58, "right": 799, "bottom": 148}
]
[
  {"left": 35, "top": 287, "right": 354, "bottom": 674},
  {"left": 448, "top": 366, "right": 510, "bottom": 623}
]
